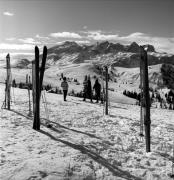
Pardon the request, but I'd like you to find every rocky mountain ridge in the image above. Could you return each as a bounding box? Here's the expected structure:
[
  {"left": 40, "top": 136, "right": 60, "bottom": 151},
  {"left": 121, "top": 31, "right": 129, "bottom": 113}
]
[{"left": 44, "top": 41, "right": 174, "bottom": 68}]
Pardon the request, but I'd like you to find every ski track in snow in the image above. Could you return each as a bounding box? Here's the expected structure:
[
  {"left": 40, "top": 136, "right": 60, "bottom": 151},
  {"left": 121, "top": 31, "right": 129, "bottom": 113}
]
[{"left": 0, "top": 84, "right": 174, "bottom": 180}]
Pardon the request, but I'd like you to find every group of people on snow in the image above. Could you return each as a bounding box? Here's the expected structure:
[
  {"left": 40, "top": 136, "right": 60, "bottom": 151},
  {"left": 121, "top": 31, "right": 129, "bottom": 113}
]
[
  {"left": 82, "top": 75, "right": 102, "bottom": 103},
  {"left": 61, "top": 75, "right": 103, "bottom": 103}
]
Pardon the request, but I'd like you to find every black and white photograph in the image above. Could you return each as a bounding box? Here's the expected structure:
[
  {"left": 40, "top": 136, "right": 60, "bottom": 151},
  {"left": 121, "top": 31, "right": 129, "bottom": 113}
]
[{"left": 0, "top": 0, "right": 174, "bottom": 179}]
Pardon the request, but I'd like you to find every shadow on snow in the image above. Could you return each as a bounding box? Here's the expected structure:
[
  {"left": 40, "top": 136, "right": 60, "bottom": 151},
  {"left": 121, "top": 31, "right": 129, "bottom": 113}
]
[
  {"left": 5, "top": 108, "right": 142, "bottom": 179},
  {"left": 38, "top": 129, "right": 142, "bottom": 180}
]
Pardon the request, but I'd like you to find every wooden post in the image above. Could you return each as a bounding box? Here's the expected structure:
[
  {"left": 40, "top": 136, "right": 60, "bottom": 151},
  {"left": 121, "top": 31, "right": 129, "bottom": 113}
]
[
  {"left": 26, "top": 74, "right": 28, "bottom": 84},
  {"left": 6, "top": 54, "right": 11, "bottom": 110},
  {"left": 140, "top": 46, "right": 151, "bottom": 152},
  {"left": 140, "top": 53, "right": 144, "bottom": 136},
  {"left": 172, "top": 140, "right": 174, "bottom": 177},
  {"left": 32, "top": 61, "right": 36, "bottom": 116},
  {"left": 4, "top": 80, "right": 7, "bottom": 108},
  {"left": 26, "top": 74, "right": 32, "bottom": 116},
  {"left": 33, "top": 46, "right": 40, "bottom": 130},
  {"left": 105, "top": 66, "right": 108, "bottom": 115}
]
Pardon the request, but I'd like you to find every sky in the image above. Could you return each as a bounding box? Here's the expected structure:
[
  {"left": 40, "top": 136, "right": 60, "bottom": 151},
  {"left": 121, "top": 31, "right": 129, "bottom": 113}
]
[{"left": 0, "top": 0, "right": 174, "bottom": 57}]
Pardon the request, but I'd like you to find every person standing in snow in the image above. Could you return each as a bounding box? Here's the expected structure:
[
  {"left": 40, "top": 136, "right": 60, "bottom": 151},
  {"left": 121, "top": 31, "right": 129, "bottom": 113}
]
[
  {"left": 61, "top": 77, "right": 68, "bottom": 101},
  {"left": 93, "top": 79, "right": 101, "bottom": 103},
  {"left": 83, "top": 75, "right": 88, "bottom": 101},
  {"left": 83, "top": 75, "right": 93, "bottom": 102},
  {"left": 87, "top": 75, "right": 93, "bottom": 102}
]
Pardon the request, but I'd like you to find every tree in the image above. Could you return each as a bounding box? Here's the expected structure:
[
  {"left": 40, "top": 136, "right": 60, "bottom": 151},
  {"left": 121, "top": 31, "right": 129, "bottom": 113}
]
[
  {"left": 161, "top": 64, "right": 174, "bottom": 90},
  {"left": 161, "top": 64, "right": 174, "bottom": 110}
]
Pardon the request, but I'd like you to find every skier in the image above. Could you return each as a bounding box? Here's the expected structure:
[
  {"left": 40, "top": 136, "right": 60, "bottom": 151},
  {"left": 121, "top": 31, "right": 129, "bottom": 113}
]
[
  {"left": 61, "top": 77, "right": 68, "bottom": 101},
  {"left": 93, "top": 79, "right": 101, "bottom": 103}
]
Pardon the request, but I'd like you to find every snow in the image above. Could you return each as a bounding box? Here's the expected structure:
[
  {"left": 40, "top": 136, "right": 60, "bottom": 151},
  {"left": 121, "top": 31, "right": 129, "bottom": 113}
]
[
  {"left": 148, "top": 52, "right": 173, "bottom": 57},
  {"left": 0, "top": 59, "right": 164, "bottom": 96},
  {"left": 0, "top": 84, "right": 174, "bottom": 180}
]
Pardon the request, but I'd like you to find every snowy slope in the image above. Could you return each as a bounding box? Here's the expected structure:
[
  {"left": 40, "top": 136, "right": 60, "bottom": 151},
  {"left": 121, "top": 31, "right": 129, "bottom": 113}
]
[{"left": 0, "top": 84, "right": 174, "bottom": 180}]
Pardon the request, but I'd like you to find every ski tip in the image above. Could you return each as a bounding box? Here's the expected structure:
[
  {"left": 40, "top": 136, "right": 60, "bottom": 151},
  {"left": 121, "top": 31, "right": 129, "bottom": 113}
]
[
  {"left": 43, "top": 46, "right": 47, "bottom": 50},
  {"left": 6, "top": 53, "right": 10, "bottom": 58},
  {"left": 43, "top": 46, "right": 48, "bottom": 58},
  {"left": 35, "top": 46, "right": 39, "bottom": 52}
]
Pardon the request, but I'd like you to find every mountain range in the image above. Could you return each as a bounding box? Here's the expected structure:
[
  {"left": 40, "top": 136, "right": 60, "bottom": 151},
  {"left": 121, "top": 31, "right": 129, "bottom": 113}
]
[
  {"left": 43, "top": 41, "right": 174, "bottom": 68},
  {"left": 6, "top": 41, "right": 173, "bottom": 69},
  {"left": 1, "top": 41, "right": 173, "bottom": 90}
]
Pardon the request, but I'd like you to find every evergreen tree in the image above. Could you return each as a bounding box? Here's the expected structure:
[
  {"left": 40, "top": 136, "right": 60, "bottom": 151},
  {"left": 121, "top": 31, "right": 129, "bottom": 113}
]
[{"left": 161, "top": 64, "right": 174, "bottom": 90}]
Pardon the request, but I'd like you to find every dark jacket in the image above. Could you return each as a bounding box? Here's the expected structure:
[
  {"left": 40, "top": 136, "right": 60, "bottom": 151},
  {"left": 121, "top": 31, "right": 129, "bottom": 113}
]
[
  {"left": 93, "top": 80, "right": 101, "bottom": 94},
  {"left": 83, "top": 80, "right": 88, "bottom": 92},
  {"left": 61, "top": 81, "right": 68, "bottom": 90},
  {"left": 87, "top": 80, "right": 92, "bottom": 94}
]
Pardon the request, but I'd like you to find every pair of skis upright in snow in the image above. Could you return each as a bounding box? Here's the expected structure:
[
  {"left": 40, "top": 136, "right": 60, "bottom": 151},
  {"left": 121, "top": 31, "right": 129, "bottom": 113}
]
[{"left": 32, "top": 46, "right": 47, "bottom": 130}]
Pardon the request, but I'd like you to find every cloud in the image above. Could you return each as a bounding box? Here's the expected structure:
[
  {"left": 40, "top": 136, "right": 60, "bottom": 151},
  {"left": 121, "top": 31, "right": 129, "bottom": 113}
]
[
  {"left": 1, "top": 31, "right": 174, "bottom": 54},
  {"left": 50, "top": 32, "right": 82, "bottom": 39},
  {"left": 85, "top": 30, "right": 174, "bottom": 53},
  {"left": 120, "top": 32, "right": 174, "bottom": 54},
  {"left": 35, "top": 34, "right": 49, "bottom": 40},
  {"left": 83, "top": 26, "right": 88, "bottom": 30},
  {"left": 55, "top": 41, "right": 65, "bottom": 45},
  {"left": 84, "top": 30, "right": 102, "bottom": 35},
  {"left": 0, "top": 43, "right": 34, "bottom": 50},
  {"left": 0, "top": 52, "right": 34, "bottom": 59},
  {"left": 18, "top": 38, "right": 40, "bottom": 44},
  {"left": 87, "top": 31, "right": 119, "bottom": 41},
  {"left": 126, "top": 32, "right": 145, "bottom": 38},
  {"left": 3, "top": 11, "right": 14, "bottom": 16},
  {"left": 6, "top": 38, "right": 16, "bottom": 41},
  {"left": 75, "top": 40, "right": 90, "bottom": 44}
]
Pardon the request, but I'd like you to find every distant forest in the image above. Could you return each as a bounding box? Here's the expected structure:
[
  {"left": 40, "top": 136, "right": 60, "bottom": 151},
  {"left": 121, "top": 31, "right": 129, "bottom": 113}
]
[{"left": 161, "top": 63, "right": 174, "bottom": 90}]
